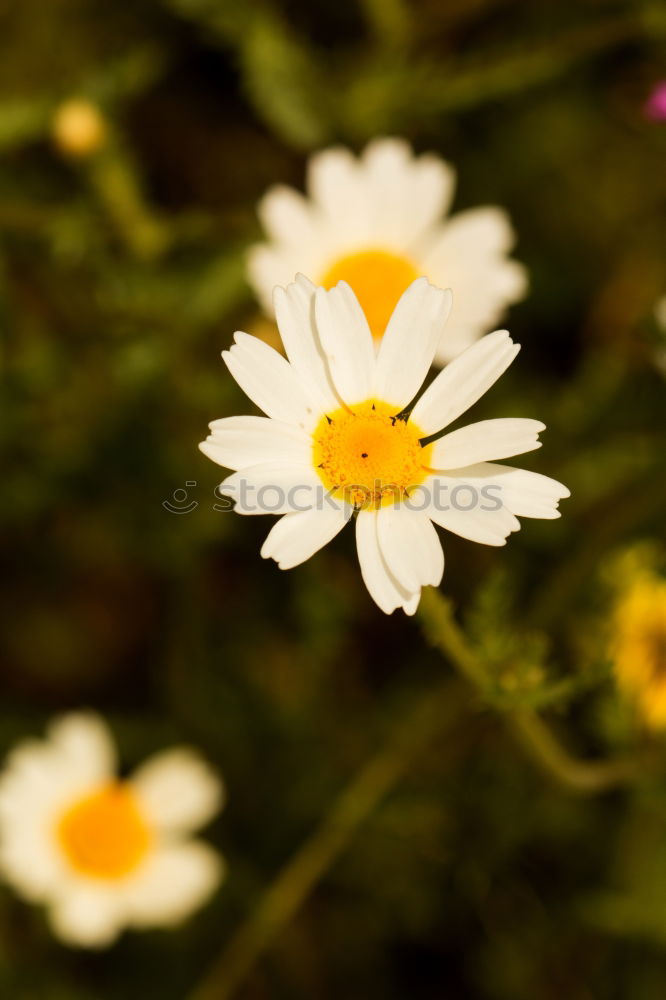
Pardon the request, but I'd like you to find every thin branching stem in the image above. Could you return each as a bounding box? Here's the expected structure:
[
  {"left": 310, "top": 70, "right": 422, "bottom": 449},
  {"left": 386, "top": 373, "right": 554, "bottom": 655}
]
[
  {"left": 189, "top": 587, "right": 640, "bottom": 999},
  {"left": 359, "top": 0, "right": 413, "bottom": 50},
  {"left": 417, "top": 587, "right": 639, "bottom": 795},
  {"left": 188, "top": 679, "right": 463, "bottom": 1000}
]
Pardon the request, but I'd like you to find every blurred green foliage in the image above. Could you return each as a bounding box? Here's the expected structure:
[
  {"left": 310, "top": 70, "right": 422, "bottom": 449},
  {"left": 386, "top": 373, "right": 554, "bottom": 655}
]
[{"left": 1, "top": 0, "right": 666, "bottom": 997}]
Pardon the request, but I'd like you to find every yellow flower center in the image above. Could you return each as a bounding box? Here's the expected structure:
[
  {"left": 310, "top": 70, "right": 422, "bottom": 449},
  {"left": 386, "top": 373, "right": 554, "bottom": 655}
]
[
  {"left": 321, "top": 249, "right": 419, "bottom": 340},
  {"left": 57, "top": 783, "right": 152, "bottom": 879},
  {"left": 313, "top": 400, "right": 432, "bottom": 510},
  {"left": 611, "top": 575, "right": 666, "bottom": 729}
]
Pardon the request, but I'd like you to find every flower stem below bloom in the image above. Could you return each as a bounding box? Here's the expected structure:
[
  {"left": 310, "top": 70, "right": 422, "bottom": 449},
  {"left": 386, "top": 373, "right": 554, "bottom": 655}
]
[
  {"left": 189, "top": 588, "right": 641, "bottom": 1000},
  {"left": 417, "top": 586, "right": 640, "bottom": 795},
  {"left": 188, "top": 678, "right": 464, "bottom": 1000}
]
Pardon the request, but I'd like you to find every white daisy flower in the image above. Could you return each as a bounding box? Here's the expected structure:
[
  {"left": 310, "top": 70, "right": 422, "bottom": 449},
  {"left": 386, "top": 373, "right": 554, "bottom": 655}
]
[
  {"left": 0, "top": 712, "right": 224, "bottom": 948},
  {"left": 200, "top": 275, "right": 569, "bottom": 615},
  {"left": 247, "top": 137, "right": 527, "bottom": 365}
]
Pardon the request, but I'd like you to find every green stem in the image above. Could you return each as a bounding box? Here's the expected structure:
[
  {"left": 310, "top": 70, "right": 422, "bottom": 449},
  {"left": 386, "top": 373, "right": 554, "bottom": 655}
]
[
  {"left": 85, "top": 137, "right": 171, "bottom": 261},
  {"left": 417, "top": 6, "right": 666, "bottom": 115},
  {"left": 188, "top": 680, "right": 463, "bottom": 1000},
  {"left": 359, "top": 0, "right": 412, "bottom": 50},
  {"left": 508, "top": 710, "right": 637, "bottom": 794},
  {"left": 189, "top": 588, "right": 638, "bottom": 999},
  {"left": 417, "top": 587, "right": 638, "bottom": 795}
]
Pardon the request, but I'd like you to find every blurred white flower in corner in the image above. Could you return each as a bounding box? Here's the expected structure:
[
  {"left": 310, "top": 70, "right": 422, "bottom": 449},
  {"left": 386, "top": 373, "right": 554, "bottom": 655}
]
[{"left": 0, "top": 712, "right": 224, "bottom": 948}]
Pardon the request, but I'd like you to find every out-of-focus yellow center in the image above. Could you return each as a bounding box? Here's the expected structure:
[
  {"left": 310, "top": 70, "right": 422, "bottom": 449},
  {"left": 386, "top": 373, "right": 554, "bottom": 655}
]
[
  {"left": 57, "top": 783, "right": 151, "bottom": 879},
  {"left": 321, "top": 249, "right": 419, "bottom": 339},
  {"left": 313, "top": 400, "right": 432, "bottom": 510},
  {"left": 611, "top": 574, "right": 666, "bottom": 729}
]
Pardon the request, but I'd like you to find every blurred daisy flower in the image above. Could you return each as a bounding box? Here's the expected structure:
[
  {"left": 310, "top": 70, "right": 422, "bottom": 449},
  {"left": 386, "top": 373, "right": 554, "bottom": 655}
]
[
  {"left": 247, "top": 138, "right": 527, "bottom": 365},
  {"left": 610, "top": 566, "right": 666, "bottom": 730},
  {"left": 200, "top": 275, "right": 568, "bottom": 615},
  {"left": 0, "top": 712, "right": 224, "bottom": 948}
]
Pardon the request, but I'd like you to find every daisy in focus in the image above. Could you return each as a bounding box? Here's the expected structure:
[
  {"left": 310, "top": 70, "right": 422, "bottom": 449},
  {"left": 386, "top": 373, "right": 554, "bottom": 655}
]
[
  {"left": 610, "top": 566, "right": 666, "bottom": 730},
  {"left": 247, "top": 138, "right": 527, "bottom": 365},
  {"left": 200, "top": 275, "right": 569, "bottom": 615},
  {"left": 0, "top": 712, "right": 224, "bottom": 947}
]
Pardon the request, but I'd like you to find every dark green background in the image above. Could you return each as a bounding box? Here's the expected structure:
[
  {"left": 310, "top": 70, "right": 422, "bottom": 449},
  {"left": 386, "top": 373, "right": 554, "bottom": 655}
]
[{"left": 1, "top": 0, "right": 665, "bottom": 996}]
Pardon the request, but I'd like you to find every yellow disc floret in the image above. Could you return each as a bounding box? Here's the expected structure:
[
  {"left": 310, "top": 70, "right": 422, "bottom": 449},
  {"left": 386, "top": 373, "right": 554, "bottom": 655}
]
[
  {"left": 57, "top": 783, "right": 152, "bottom": 879},
  {"left": 321, "top": 249, "right": 419, "bottom": 340},
  {"left": 313, "top": 400, "right": 432, "bottom": 510},
  {"left": 610, "top": 572, "right": 666, "bottom": 729}
]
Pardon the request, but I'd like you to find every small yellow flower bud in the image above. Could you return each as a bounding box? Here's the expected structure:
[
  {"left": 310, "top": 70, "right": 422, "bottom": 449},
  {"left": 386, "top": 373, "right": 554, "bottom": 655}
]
[{"left": 52, "top": 98, "right": 107, "bottom": 158}]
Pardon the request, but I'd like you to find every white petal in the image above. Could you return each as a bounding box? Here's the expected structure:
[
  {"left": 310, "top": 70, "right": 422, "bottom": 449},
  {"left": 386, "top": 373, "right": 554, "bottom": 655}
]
[
  {"left": 305, "top": 141, "right": 456, "bottom": 261},
  {"left": 123, "top": 842, "right": 223, "bottom": 928},
  {"left": 46, "top": 712, "right": 117, "bottom": 786},
  {"left": 0, "top": 716, "right": 115, "bottom": 819},
  {"left": 307, "top": 146, "right": 364, "bottom": 223},
  {"left": 361, "top": 138, "right": 456, "bottom": 246},
  {"left": 246, "top": 244, "right": 326, "bottom": 316},
  {"left": 0, "top": 715, "right": 117, "bottom": 906},
  {"left": 273, "top": 274, "right": 341, "bottom": 412},
  {"left": 446, "top": 463, "right": 570, "bottom": 519},
  {"left": 0, "top": 744, "right": 87, "bottom": 863},
  {"left": 49, "top": 883, "right": 125, "bottom": 948},
  {"left": 0, "top": 824, "right": 67, "bottom": 902},
  {"left": 428, "top": 505, "right": 520, "bottom": 546},
  {"left": 425, "top": 477, "right": 521, "bottom": 546},
  {"left": 355, "top": 511, "right": 419, "bottom": 614},
  {"left": 433, "top": 260, "right": 528, "bottom": 365},
  {"left": 260, "top": 503, "right": 352, "bottom": 569},
  {"left": 373, "top": 278, "right": 452, "bottom": 409},
  {"left": 223, "top": 332, "right": 320, "bottom": 431},
  {"left": 422, "top": 208, "right": 528, "bottom": 365},
  {"left": 314, "top": 283, "right": 375, "bottom": 405},
  {"left": 410, "top": 330, "right": 520, "bottom": 435},
  {"left": 430, "top": 419, "right": 545, "bottom": 469},
  {"left": 256, "top": 184, "right": 318, "bottom": 248},
  {"left": 425, "top": 206, "right": 518, "bottom": 260},
  {"left": 131, "top": 749, "right": 223, "bottom": 836},
  {"left": 199, "top": 416, "right": 312, "bottom": 471},
  {"left": 376, "top": 507, "right": 444, "bottom": 592},
  {"left": 402, "top": 592, "right": 420, "bottom": 615},
  {"left": 0, "top": 742, "right": 75, "bottom": 819},
  {"left": 218, "top": 463, "right": 322, "bottom": 515},
  {"left": 245, "top": 244, "right": 277, "bottom": 313}
]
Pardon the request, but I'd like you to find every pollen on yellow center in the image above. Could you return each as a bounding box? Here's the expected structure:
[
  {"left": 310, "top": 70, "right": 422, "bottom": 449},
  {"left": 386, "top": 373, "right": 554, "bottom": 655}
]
[
  {"left": 313, "top": 400, "right": 432, "bottom": 510},
  {"left": 57, "top": 783, "right": 152, "bottom": 879},
  {"left": 321, "top": 249, "right": 419, "bottom": 339},
  {"left": 611, "top": 574, "right": 666, "bottom": 729}
]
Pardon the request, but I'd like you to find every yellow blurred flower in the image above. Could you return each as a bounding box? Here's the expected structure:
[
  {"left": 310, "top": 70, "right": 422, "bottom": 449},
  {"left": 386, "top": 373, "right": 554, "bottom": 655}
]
[
  {"left": 610, "top": 567, "right": 666, "bottom": 730},
  {"left": 51, "top": 98, "right": 107, "bottom": 158}
]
